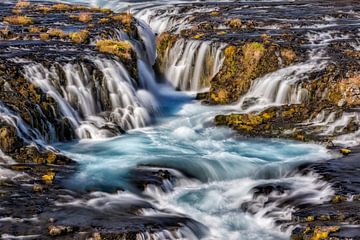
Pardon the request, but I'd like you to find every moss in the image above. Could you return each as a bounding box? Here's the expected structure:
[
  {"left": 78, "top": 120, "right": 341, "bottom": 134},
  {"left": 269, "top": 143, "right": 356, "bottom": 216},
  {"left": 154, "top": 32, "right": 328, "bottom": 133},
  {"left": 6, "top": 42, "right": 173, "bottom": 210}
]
[
  {"left": 328, "top": 75, "right": 360, "bottom": 107},
  {"left": 35, "top": 5, "right": 51, "bottom": 13},
  {"left": 306, "top": 215, "right": 315, "bottom": 222},
  {"left": 3, "top": 15, "right": 33, "bottom": 25},
  {"left": 331, "top": 195, "right": 348, "bottom": 203},
  {"left": 210, "top": 11, "right": 220, "bottom": 16},
  {"left": 210, "top": 42, "right": 277, "bottom": 104},
  {"left": 281, "top": 48, "right": 296, "bottom": 65},
  {"left": 112, "top": 13, "right": 133, "bottom": 26},
  {"left": 52, "top": 3, "right": 71, "bottom": 11},
  {"left": 29, "top": 26, "right": 42, "bottom": 33},
  {"left": 96, "top": 39, "right": 133, "bottom": 60},
  {"left": 69, "top": 29, "right": 89, "bottom": 44},
  {"left": 15, "top": 0, "right": 30, "bottom": 9},
  {"left": 193, "top": 33, "right": 204, "bottom": 39},
  {"left": 78, "top": 12, "right": 92, "bottom": 23},
  {"left": 339, "top": 148, "right": 352, "bottom": 155},
  {"left": 312, "top": 226, "right": 340, "bottom": 240},
  {"left": 99, "top": 18, "right": 110, "bottom": 24},
  {"left": 156, "top": 32, "right": 178, "bottom": 71},
  {"left": 215, "top": 111, "right": 275, "bottom": 133},
  {"left": 15, "top": 0, "right": 31, "bottom": 8},
  {"left": 227, "top": 18, "right": 242, "bottom": 29},
  {"left": 42, "top": 171, "right": 55, "bottom": 184},
  {"left": 39, "top": 33, "right": 49, "bottom": 40},
  {"left": 47, "top": 28, "right": 67, "bottom": 38}
]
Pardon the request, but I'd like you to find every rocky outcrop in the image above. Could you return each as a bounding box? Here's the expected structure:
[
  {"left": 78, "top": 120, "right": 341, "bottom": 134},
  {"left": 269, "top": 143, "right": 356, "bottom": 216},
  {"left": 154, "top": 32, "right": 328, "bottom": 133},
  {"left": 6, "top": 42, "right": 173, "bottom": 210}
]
[{"left": 209, "top": 42, "right": 296, "bottom": 104}]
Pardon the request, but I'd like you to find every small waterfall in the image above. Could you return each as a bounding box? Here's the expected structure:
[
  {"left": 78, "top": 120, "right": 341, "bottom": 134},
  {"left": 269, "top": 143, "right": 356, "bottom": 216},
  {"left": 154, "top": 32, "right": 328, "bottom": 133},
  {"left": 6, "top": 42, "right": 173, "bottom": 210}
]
[
  {"left": 0, "top": 102, "right": 47, "bottom": 145},
  {"left": 161, "top": 39, "right": 226, "bottom": 91},
  {"left": 22, "top": 57, "right": 157, "bottom": 140},
  {"left": 236, "top": 31, "right": 348, "bottom": 112},
  {"left": 238, "top": 50, "right": 327, "bottom": 112}
]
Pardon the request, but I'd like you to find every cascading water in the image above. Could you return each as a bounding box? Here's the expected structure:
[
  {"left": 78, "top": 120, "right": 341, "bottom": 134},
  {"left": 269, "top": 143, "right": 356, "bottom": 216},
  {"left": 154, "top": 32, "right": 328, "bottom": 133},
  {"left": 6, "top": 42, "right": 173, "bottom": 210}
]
[
  {"left": 160, "top": 39, "right": 226, "bottom": 91},
  {"left": 236, "top": 32, "right": 339, "bottom": 112},
  {"left": 22, "top": 58, "right": 157, "bottom": 140}
]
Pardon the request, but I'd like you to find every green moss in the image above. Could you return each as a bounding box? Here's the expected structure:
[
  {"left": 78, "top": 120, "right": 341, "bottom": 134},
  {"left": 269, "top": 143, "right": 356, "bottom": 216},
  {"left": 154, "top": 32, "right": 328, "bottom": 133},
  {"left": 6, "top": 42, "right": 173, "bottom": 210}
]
[
  {"left": 210, "top": 42, "right": 280, "bottom": 104},
  {"left": 156, "top": 33, "right": 177, "bottom": 61}
]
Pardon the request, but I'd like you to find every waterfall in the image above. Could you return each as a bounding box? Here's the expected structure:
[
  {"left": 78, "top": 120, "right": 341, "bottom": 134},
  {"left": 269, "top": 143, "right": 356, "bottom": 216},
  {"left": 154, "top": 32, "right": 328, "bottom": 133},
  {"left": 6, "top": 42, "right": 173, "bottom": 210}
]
[
  {"left": 236, "top": 31, "right": 348, "bottom": 112},
  {"left": 0, "top": 102, "right": 47, "bottom": 145},
  {"left": 161, "top": 39, "right": 226, "bottom": 91},
  {"left": 22, "top": 57, "right": 157, "bottom": 140}
]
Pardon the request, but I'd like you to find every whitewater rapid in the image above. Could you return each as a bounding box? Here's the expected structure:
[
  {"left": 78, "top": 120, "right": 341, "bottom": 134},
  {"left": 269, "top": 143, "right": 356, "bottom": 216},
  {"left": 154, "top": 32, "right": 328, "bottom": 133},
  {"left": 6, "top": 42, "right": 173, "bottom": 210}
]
[{"left": 58, "top": 92, "right": 336, "bottom": 239}]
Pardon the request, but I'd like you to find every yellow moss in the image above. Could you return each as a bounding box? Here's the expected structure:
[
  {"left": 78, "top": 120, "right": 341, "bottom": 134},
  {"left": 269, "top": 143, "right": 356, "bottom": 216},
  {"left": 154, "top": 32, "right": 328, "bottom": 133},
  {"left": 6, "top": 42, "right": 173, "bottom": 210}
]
[
  {"left": 4, "top": 15, "right": 33, "bottom": 25},
  {"left": 281, "top": 48, "right": 296, "bottom": 63},
  {"left": 39, "top": 33, "right": 49, "bottom": 40},
  {"left": 47, "top": 28, "right": 67, "bottom": 38},
  {"left": 15, "top": 0, "right": 30, "bottom": 8},
  {"left": 262, "top": 112, "right": 274, "bottom": 120},
  {"left": 312, "top": 226, "right": 340, "bottom": 240},
  {"left": 29, "top": 26, "right": 42, "bottom": 33},
  {"left": 339, "top": 148, "right": 352, "bottom": 155},
  {"left": 78, "top": 12, "right": 92, "bottom": 23},
  {"left": 69, "top": 30, "right": 89, "bottom": 44},
  {"left": 96, "top": 39, "right": 133, "bottom": 59},
  {"left": 99, "top": 18, "right": 110, "bottom": 24},
  {"left": 224, "top": 45, "right": 237, "bottom": 57},
  {"left": 306, "top": 216, "right": 315, "bottom": 222},
  {"left": 47, "top": 152, "right": 57, "bottom": 164},
  {"left": 227, "top": 18, "right": 242, "bottom": 29},
  {"left": 35, "top": 5, "right": 51, "bottom": 13},
  {"left": 328, "top": 75, "right": 360, "bottom": 107},
  {"left": 52, "top": 3, "right": 71, "bottom": 11},
  {"left": 331, "top": 195, "right": 347, "bottom": 203},
  {"left": 0, "top": 27, "right": 10, "bottom": 37},
  {"left": 281, "top": 107, "right": 297, "bottom": 119},
  {"left": 42, "top": 171, "right": 55, "bottom": 184},
  {"left": 12, "top": 9, "right": 22, "bottom": 15},
  {"left": 193, "top": 33, "right": 204, "bottom": 39},
  {"left": 112, "top": 13, "right": 133, "bottom": 26}
]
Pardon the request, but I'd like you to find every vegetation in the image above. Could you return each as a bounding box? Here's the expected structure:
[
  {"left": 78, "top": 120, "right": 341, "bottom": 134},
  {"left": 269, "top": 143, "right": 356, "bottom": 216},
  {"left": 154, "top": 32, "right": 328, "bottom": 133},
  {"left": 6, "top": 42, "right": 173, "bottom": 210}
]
[
  {"left": 47, "top": 28, "right": 67, "bottom": 38},
  {"left": 78, "top": 12, "right": 92, "bottom": 23},
  {"left": 3, "top": 15, "right": 33, "bottom": 25},
  {"left": 112, "top": 13, "right": 133, "bottom": 26},
  {"left": 96, "top": 39, "right": 133, "bottom": 59},
  {"left": 52, "top": 3, "right": 71, "bottom": 11},
  {"left": 69, "top": 30, "right": 89, "bottom": 44},
  {"left": 15, "top": 0, "right": 31, "bottom": 9}
]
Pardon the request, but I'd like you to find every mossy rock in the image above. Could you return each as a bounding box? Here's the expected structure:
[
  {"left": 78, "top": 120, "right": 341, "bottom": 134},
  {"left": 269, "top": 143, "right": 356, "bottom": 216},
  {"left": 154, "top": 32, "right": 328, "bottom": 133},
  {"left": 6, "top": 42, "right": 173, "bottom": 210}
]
[{"left": 209, "top": 42, "right": 291, "bottom": 104}]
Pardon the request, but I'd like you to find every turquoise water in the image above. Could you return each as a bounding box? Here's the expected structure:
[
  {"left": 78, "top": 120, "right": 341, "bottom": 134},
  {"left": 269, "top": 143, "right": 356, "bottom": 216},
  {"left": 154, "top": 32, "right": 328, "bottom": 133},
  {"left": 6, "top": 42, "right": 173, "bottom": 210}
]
[{"left": 58, "top": 89, "right": 335, "bottom": 239}]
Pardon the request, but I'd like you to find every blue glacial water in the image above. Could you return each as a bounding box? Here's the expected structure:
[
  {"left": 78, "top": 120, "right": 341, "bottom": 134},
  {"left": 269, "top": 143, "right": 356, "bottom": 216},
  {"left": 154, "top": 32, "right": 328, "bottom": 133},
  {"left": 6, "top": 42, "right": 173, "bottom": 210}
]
[{"left": 57, "top": 87, "right": 336, "bottom": 239}]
